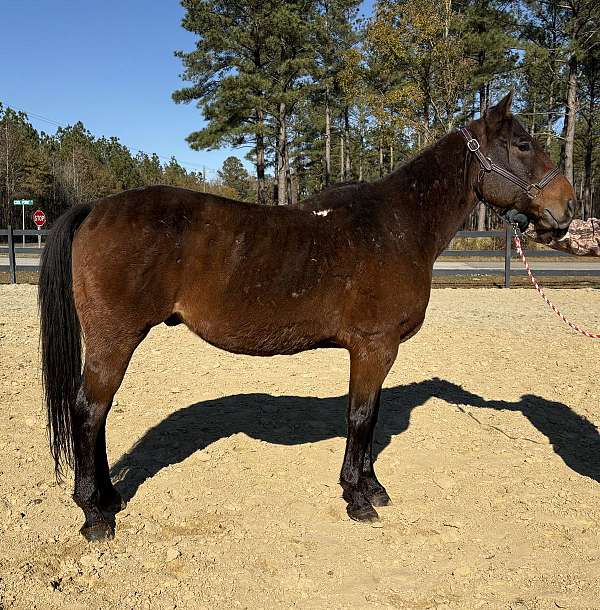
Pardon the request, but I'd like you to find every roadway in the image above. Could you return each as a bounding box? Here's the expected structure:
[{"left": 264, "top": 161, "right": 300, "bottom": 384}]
[{"left": 3, "top": 255, "right": 600, "bottom": 274}]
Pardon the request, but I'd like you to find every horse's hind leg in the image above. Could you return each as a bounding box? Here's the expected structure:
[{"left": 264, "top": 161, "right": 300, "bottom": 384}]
[
  {"left": 72, "top": 332, "right": 142, "bottom": 541},
  {"left": 341, "top": 346, "right": 397, "bottom": 522}
]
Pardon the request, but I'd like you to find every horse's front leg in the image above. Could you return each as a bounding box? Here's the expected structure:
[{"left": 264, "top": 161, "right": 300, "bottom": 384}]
[
  {"left": 341, "top": 346, "right": 396, "bottom": 522},
  {"left": 361, "top": 389, "right": 392, "bottom": 507}
]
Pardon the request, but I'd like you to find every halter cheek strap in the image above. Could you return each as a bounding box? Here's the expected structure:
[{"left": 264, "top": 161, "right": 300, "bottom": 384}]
[{"left": 459, "top": 127, "right": 561, "bottom": 200}]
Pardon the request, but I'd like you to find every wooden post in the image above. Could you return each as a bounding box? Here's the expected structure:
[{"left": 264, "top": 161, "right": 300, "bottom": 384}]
[
  {"left": 7, "top": 225, "right": 17, "bottom": 284},
  {"left": 504, "top": 224, "right": 511, "bottom": 288}
]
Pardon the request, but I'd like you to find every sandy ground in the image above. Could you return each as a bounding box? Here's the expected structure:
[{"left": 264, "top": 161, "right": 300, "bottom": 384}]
[{"left": 1, "top": 284, "right": 599, "bottom": 609}]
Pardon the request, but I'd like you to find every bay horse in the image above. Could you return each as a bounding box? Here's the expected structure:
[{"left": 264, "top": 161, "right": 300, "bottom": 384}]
[{"left": 39, "top": 93, "right": 574, "bottom": 541}]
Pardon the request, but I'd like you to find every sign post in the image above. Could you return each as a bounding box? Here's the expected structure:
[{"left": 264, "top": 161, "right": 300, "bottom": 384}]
[
  {"left": 33, "top": 209, "right": 46, "bottom": 247},
  {"left": 13, "top": 199, "right": 34, "bottom": 246}
]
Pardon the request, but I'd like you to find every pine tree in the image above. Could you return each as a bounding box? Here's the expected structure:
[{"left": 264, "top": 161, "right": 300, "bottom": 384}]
[
  {"left": 458, "top": 0, "right": 518, "bottom": 229},
  {"left": 520, "top": 0, "right": 599, "bottom": 187},
  {"left": 218, "top": 156, "right": 254, "bottom": 201},
  {"left": 173, "top": 0, "right": 319, "bottom": 205}
]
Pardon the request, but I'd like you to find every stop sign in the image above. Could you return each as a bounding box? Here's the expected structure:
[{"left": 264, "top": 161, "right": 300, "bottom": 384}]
[{"left": 33, "top": 209, "right": 46, "bottom": 227}]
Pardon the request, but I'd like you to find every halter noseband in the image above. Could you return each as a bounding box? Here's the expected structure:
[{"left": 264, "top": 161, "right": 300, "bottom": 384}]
[{"left": 459, "top": 127, "right": 561, "bottom": 201}]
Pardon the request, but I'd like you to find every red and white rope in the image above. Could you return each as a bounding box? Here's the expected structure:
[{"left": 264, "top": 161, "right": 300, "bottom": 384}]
[{"left": 513, "top": 231, "right": 600, "bottom": 339}]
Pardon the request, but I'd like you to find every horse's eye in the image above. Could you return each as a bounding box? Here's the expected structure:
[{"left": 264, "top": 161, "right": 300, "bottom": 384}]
[{"left": 517, "top": 142, "right": 531, "bottom": 152}]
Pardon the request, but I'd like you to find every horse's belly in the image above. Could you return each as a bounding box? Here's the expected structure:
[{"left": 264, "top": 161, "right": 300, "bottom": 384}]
[
  {"left": 180, "top": 304, "right": 333, "bottom": 356},
  {"left": 194, "top": 322, "right": 327, "bottom": 356}
]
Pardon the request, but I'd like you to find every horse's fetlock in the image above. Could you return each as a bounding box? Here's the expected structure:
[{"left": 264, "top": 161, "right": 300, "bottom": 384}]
[{"left": 73, "top": 488, "right": 100, "bottom": 509}]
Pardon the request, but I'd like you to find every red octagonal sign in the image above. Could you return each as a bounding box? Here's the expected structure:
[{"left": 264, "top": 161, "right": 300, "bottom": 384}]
[{"left": 33, "top": 209, "right": 46, "bottom": 227}]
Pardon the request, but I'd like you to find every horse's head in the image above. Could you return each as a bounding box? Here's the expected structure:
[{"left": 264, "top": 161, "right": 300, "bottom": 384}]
[{"left": 466, "top": 92, "right": 575, "bottom": 242}]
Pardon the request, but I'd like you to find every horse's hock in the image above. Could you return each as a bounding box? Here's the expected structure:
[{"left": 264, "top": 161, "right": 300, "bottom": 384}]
[{"left": 1, "top": 284, "right": 599, "bottom": 608}]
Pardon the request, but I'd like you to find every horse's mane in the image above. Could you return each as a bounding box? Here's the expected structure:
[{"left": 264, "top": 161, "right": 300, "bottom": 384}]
[{"left": 299, "top": 132, "right": 458, "bottom": 212}]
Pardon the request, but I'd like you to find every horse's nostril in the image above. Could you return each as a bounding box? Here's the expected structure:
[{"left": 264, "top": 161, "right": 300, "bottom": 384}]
[{"left": 543, "top": 208, "right": 559, "bottom": 228}]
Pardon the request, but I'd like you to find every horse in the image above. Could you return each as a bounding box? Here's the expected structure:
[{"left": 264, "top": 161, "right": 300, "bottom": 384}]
[{"left": 38, "top": 93, "right": 574, "bottom": 541}]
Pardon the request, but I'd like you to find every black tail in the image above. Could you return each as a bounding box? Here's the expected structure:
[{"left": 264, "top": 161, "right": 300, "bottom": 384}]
[{"left": 38, "top": 204, "right": 92, "bottom": 480}]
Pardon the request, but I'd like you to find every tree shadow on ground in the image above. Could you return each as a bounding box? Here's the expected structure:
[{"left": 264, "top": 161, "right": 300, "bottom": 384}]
[{"left": 111, "top": 377, "right": 599, "bottom": 501}]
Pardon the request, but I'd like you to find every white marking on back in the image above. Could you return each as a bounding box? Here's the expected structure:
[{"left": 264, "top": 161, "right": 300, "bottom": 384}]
[{"left": 313, "top": 209, "right": 331, "bottom": 217}]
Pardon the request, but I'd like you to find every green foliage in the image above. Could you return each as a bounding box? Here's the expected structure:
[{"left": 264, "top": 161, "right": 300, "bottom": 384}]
[
  {"left": 0, "top": 104, "right": 231, "bottom": 228},
  {"left": 218, "top": 156, "right": 255, "bottom": 201},
  {"left": 3, "top": 1, "right": 600, "bottom": 228},
  {"left": 172, "top": 0, "right": 600, "bottom": 222},
  {"left": 174, "top": 0, "right": 361, "bottom": 203}
]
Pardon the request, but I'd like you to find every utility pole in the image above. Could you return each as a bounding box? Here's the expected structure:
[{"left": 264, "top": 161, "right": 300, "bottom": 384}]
[{"left": 5, "top": 121, "right": 9, "bottom": 227}]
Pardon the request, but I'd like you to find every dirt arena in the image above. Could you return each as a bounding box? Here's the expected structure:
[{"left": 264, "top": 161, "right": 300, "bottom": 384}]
[{"left": 1, "top": 284, "right": 599, "bottom": 609}]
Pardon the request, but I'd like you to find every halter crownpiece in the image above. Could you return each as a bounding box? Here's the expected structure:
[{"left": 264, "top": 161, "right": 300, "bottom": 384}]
[{"left": 459, "top": 127, "right": 561, "bottom": 200}]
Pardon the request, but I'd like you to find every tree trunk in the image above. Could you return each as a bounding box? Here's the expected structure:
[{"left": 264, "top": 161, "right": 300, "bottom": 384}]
[
  {"left": 273, "top": 147, "right": 279, "bottom": 204},
  {"left": 583, "top": 128, "right": 594, "bottom": 220},
  {"left": 324, "top": 86, "right": 331, "bottom": 187},
  {"left": 422, "top": 97, "right": 430, "bottom": 145},
  {"left": 563, "top": 54, "right": 578, "bottom": 188},
  {"left": 389, "top": 144, "right": 394, "bottom": 173},
  {"left": 478, "top": 83, "right": 487, "bottom": 119},
  {"left": 545, "top": 92, "right": 555, "bottom": 150},
  {"left": 288, "top": 167, "right": 298, "bottom": 206},
  {"left": 277, "top": 102, "right": 288, "bottom": 206},
  {"left": 544, "top": 7, "right": 559, "bottom": 150},
  {"left": 582, "top": 68, "right": 596, "bottom": 220},
  {"left": 344, "top": 107, "right": 351, "bottom": 179},
  {"left": 72, "top": 148, "right": 77, "bottom": 200},
  {"left": 255, "top": 108, "right": 266, "bottom": 205},
  {"left": 340, "top": 133, "right": 345, "bottom": 181},
  {"left": 476, "top": 83, "right": 489, "bottom": 231},
  {"left": 421, "top": 65, "right": 432, "bottom": 145},
  {"left": 378, "top": 136, "right": 383, "bottom": 178}
]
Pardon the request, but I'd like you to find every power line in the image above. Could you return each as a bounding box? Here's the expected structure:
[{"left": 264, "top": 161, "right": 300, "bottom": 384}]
[{"left": 1, "top": 101, "right": 221, "bottom": 174}]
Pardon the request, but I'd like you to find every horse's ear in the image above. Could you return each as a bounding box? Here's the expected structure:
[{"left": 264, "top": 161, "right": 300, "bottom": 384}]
[{"left": 484, "top": 91, "right": 513, "bottom": 129}]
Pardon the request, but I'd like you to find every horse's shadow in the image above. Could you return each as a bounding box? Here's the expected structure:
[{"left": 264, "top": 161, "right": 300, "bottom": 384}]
[{"left": 111, "top": 377, "right": 600, "bottom": 500}]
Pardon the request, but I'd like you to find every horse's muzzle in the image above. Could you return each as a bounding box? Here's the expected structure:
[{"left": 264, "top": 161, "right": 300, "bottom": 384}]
[{"left": 536, "top": 199, "right": 575, "bottom": 241}]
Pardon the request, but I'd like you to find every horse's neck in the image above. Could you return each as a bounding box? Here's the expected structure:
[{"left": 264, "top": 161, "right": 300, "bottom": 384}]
[{"left": 381, "top": 132, "right": 478, "bottom": 258}]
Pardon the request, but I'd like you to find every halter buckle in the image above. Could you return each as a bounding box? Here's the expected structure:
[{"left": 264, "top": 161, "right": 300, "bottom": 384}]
[
  {"left": 526, "top": 184, "right": 541, "bottom": 199},
  {"left": 466, "top": 138, "right": 480, "bottom": 152}
]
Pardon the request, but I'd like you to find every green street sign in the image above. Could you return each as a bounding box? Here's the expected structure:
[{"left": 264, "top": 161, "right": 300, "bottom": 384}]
[{"left": 13, "top": 199, "right": 33, "bottom": 206}]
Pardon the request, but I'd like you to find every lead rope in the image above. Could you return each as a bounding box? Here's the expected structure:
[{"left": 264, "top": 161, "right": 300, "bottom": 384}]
[{"left": 512, "top": 227, "right": 600, "bottom": 339}]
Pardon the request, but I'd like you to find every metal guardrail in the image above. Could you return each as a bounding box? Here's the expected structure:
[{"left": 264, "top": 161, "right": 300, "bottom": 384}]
[
  {"left": 0, "top": 227, "right": 49, "bottom": 283},
  {"left": 1, "top": 225, "right": 600, "bottom": 287},
  {"left": 437, "top": 226, "right": 600, "bottom": 286}
]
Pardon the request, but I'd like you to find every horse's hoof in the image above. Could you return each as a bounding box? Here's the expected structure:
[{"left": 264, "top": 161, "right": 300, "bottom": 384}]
[
  {"left": 99, "top": 492, "right": 127, "bottom": 514},
  {"left": 369, "top": 490, "right": 392, "bottom": 507},
  {"left": 347, "top": 503, "right": 379, "bottom": 523},
  {"left": 80, "top": 522, "right": 114, "bottom": 542}
]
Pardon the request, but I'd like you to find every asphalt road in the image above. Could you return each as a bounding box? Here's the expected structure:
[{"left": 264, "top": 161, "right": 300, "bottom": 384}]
[
  {"left": 2, "top": 255, "right": 600, "bottom": 274},
  {"left": 434, "top": 260, "right": 600, "bottom": 271}
]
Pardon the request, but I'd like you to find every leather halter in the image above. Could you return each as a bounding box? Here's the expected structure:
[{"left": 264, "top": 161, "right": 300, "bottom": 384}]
[{"left": 459, "top": 127, "right": 561, "bottom": 200}]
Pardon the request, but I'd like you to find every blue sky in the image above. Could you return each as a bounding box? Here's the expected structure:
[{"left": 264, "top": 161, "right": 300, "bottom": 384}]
[
  {"left": 2, "top": 1, "right": 233, "bottom": 176},
  {"left": 2, "top": 1, "right": 373, "bottom": 177}
]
